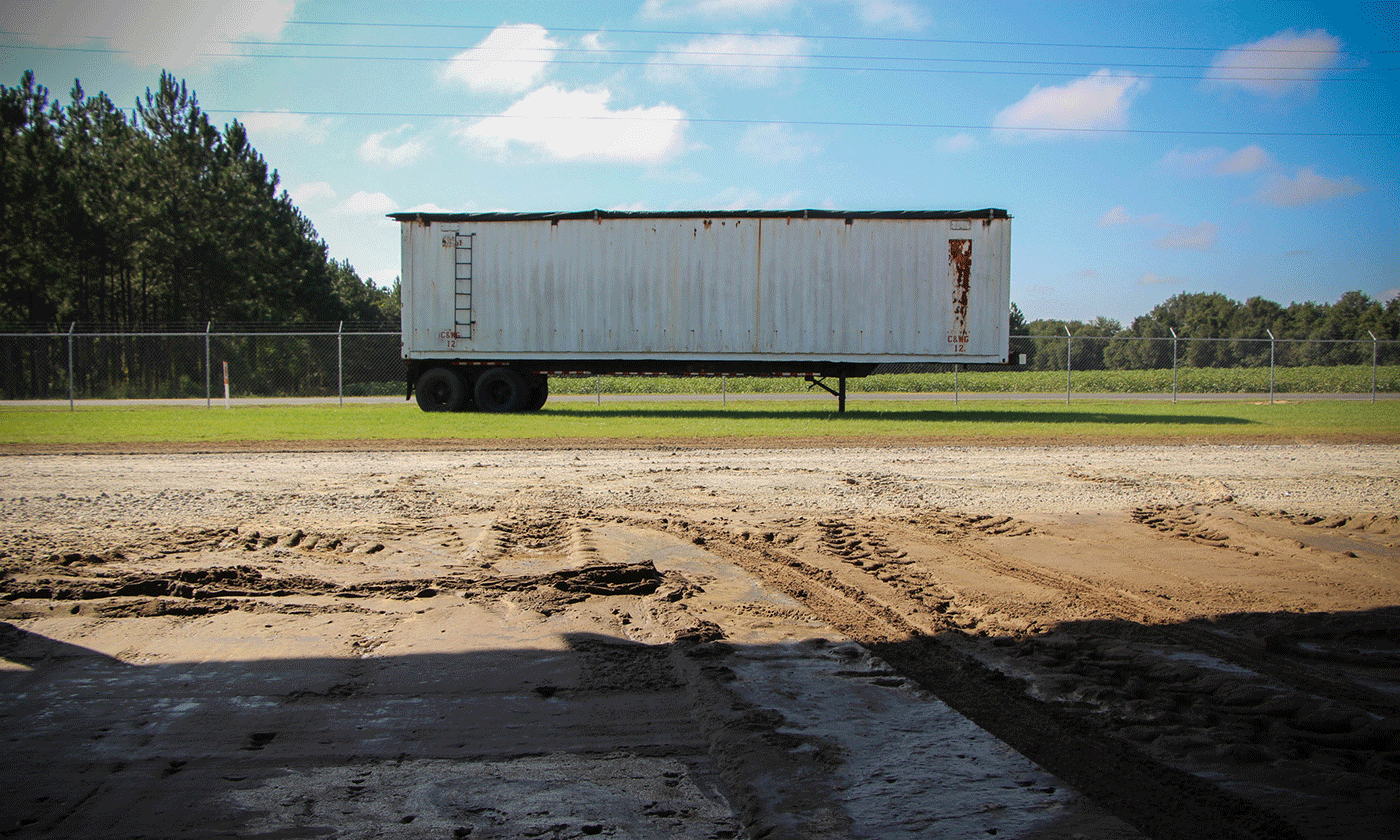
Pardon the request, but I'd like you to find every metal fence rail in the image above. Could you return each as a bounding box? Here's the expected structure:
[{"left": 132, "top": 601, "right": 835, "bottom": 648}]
[
  {"left": 0, "top": 324, "right": 1396, "bottom": 406},
  {"left": 0, "top": 323, "right": 402, "bottom": 406},
  {"left": 1006, "top": 333, "right": 1399, "bottom": 403}
]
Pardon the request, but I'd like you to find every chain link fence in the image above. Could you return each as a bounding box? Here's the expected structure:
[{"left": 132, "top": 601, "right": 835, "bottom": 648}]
[
  {"left": 1, "top": 325, "right": 1396, "bottom": 404},
  {"left": 0, "top": 324, "right": 402, "bottom": 403},
  {"left": 1007, "top": 334, "right": 1399, "bottom": 400}
]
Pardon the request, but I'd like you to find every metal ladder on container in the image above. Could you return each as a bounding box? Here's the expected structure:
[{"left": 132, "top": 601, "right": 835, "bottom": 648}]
[{"left": 449, "top": 230, "right": 474, "bottom": 339}]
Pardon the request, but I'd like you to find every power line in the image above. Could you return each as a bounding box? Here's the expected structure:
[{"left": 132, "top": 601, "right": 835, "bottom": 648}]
[
  {"left": 282, "top": 19, "right": 1364, "bottom": 56},
  {"left": 3, "top": 30, "right": 1383, "bottom": 67},
  {"left": 5, "top": 41, "right": 1389, "bottom": 84},
  {"left": 215, "top": 107, "right": 1397, "bottom": 138}
]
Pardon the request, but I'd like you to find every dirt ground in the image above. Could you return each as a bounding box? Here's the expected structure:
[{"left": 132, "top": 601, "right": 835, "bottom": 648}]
[{"left": 1, "top": 442, "right": 1397, "bottom": 839}]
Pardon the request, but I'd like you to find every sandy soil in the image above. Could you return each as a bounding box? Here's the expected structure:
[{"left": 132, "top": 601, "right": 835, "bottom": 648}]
[{"left": 1, "top": 443, "right": 1397, "bottom": 839}]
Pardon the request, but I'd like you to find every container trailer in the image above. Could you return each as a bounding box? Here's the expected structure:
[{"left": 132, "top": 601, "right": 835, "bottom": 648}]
[{"left": 391, "top": 208, "right": 1011, "bottom": 412}]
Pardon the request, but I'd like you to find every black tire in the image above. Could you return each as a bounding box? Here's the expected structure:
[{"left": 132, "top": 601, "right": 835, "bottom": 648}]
[
  {"left": 474, "top": 367, "right": 531, "bottom": 412},
  {"left": 524, "top": 374, "right": 549, "bottom": 411},
  {"left": 414, "top": 367, "right": 467, "bottom": 412}
]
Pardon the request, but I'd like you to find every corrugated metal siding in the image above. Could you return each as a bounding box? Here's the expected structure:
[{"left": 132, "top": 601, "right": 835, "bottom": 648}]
[{"left": 401, "top": 213, "right": 1010, "bottom": 364}]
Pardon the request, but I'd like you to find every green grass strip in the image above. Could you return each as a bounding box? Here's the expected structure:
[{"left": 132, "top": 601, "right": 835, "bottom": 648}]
[
  {"left": 548, "top": 365, "right": 1400, "bottom": 396},
  {"left": 2, "top": 399, "right": 1397, "bottom": 447}
]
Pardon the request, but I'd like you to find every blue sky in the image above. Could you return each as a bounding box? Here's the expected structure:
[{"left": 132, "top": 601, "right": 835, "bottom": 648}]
[{"left": 2, "top": 0, "right": 1396, "bottom": 324}]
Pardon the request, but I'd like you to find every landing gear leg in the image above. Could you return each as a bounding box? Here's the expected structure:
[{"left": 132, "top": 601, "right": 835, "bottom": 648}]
[{"left": 805, "top": 374, "right": 848, "bottom": 413}]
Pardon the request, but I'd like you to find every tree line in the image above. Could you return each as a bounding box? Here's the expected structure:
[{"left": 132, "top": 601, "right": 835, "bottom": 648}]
[
  {"left": 2, "top": 69, "right": 1394, "bottom": 382},
  {"left": 0, "top": 70, "right": 397, "bottom": 328},
  {"left": 1012, "top": 290, "right": 1399, "bottom": 371}
]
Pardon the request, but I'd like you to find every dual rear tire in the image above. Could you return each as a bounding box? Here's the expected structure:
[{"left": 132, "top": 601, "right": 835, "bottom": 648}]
[
  {"left": 414, "top": 366, "right": 547, "bottom": 413},
  {"left": 414, "top": 366, "right": 470, "bottom": 412}
]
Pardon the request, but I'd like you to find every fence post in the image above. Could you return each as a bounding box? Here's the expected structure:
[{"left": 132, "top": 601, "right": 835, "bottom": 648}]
[
  {"left": 1266, "top": 329, "right": 1276, "bottom": 404},
  {"left": 67, "top": 322, "right": 75, "bottom": 411},
  {"left": 205, "top": 321, "right": 212, "bottom": 408},
  {"left": 954, "top": 363, "right": 959, "bottom": 405},
  {"left": 337, "top": 321, "right": 344, "bottom": 407},
  {"left": 1170, "top": 327, "right": 1178, "bottom": 404},
  {"left": 1371, "top": 331, "right": 1379, "bottom": 403},
  {"left": 1064, "top": 326, "right": 1073, "bottom": 405}
]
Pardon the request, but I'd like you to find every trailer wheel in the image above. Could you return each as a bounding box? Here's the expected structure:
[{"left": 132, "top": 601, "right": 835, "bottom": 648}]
[
  {"left": 474, "top": 367, "right": 531, "bottom": 412},
  {"left": 524, "top": 374, "right": 549, "bottom": 411},
  {"left": 414, "top": 367, "right": 468, "bottom": 412}
]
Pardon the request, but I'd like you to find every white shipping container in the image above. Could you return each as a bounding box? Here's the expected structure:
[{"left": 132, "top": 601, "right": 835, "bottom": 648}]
[
  {"left": 391, "top": 209, "right": 1011, "bottom": 412},
  {"left": 395, "top": 209, "right": 1010, "bottom": 364}
]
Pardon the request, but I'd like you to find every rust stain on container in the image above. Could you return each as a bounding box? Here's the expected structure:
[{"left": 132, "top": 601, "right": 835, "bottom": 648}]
[{"left": 949, "top": 239, "right": 972, "bottom": 351}]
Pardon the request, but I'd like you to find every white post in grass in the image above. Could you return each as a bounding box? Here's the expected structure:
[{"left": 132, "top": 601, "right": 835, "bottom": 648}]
[
  {"left": 205, "top": 321, "right": 212, "bottom": 409},
  {"left": 1064, "top": 325, "right": 1073, "bottom": 405},
  {"left": 1170, "top": 327, "right": 1178, "bottom": 404},
  {"left": 1266, "top": 329, "right": 1276, "bottom": 404},
  {"left": 1371, "top": 331, "right": 1379, "bottom": 403},
  {"left": 67, "top": 322, "right": 75, "bottom": 412},
  {"left": 223, "top": 360, "right": 231, "bottom": 409},
  {"left": 337, "top": 321, "right": 344, "bottom": 407}
]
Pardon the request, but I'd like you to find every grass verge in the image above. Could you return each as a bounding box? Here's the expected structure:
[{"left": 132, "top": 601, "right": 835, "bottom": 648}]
[
  {"left": 2, "top": 399, "right": 1398, "bottom": 448},
  {"left": 549, "top": 365, "right": 1400, "bottom": 395}
]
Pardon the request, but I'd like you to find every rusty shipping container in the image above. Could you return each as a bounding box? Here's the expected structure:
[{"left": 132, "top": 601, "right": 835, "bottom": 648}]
[{"left": 392, "top": 209, "right": 1011, "bottom": 412}]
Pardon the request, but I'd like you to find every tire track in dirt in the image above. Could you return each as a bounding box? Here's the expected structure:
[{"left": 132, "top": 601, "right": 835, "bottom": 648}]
[{"left": 631, "top": 513, "right": 1304, "bottom": 840}]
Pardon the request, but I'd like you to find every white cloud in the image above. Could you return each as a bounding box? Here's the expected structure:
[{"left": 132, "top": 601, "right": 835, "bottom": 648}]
[
  {"left": 1215, "top": 144, "right": 1273, "bottom": 175},
  {"left": 1206, "top": 29, "right": 1342, "bottom": 99},
  {"left": 1380, "top": 288, "right": 1400, "bottom": 304},
  {"left": 937, "top": 133, "right": 978, "bottom": 153},
  {"left": 405, "top": 202, "right": 456, "bottom": 214},
  {"left": 333, "top": 191, "right": 398, "bottom": 217},
  {"left": 854, "top": 0, "right": 929, "bottom": 30},
  {"left": 1138, "top": 272, "right": 1187, "bottom": 286},
  {"left": 1099, "top": 206, "right": 1134, "bottom": 226},
  {"left": 440, "top": 23, "right": 560, "bottom": 95},
  {"left": 288, "top": 181, "right": 336, "bottom": 206},
  {"left": 708, "top": 187, "right": 804, "bottom": 210},
  {"left": 640, "top": 0, "right": 928, "bottom": 31},
  {"left": 455, "top": 86, "right": 689, "bottom": 165},
  {"left": 2, "top": 0, "right": 294, "bottom": 69},
  {"left": 737, "top": 123, "right": 822, "bottom": 164},
  {"left": 1099, "top": 206, "right": 1163, "bottom": 227},
  {"left": 648, "top": 34, "right": 811, "bottom": 88},
  {"left": 1160, "top": 145, "right": 1274, "bottom": 177},
  {"left": 358, "top": 125, "right": 428, "bottom": 168},
  {"left": 993, "top": 70, "right": 1146, "bottom": 141},
  {"left": 1153, "top": 222, "right": 1218, "bottom": 251},
  {"left": 581, "top": 32, "right": 608, "bottom": 52},
  {"left": 240, "top": 111, "right": 334, "bottom": 145},
  {"left": 1251, "top": 167, "right": 1365, "bottom": 207},
  {"left": 642, "top": 0, "right": 802, "bottom": 19},
  {"left": 1159, "top": 146, "right": 1226, "bottom": 176}
]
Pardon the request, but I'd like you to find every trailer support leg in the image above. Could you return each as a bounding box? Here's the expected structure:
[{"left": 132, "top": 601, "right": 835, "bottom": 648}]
[{"left": 805, "top": 374, "right": 848, "bottom": 413}]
